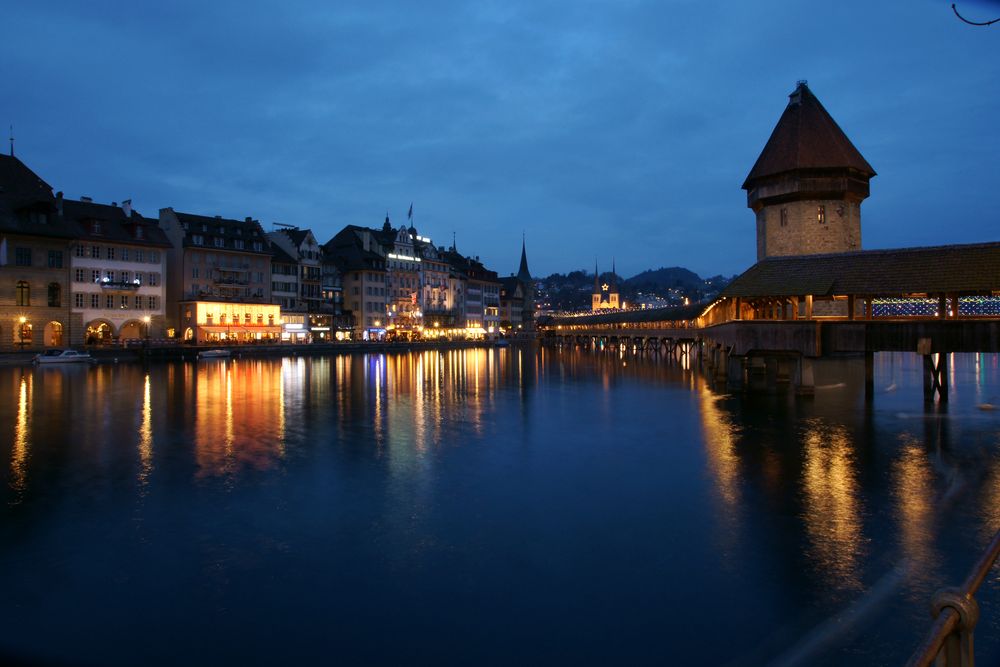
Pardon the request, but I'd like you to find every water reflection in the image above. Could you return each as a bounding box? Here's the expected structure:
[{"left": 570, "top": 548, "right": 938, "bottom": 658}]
[
  {"left": 699, "top": 385, "right": 743, "bottom": 555},
  {"left": 892, "top": 434, "right": 937, "bottom": 591},
  {"left": 800, "top": 419, "right": 864, "bottom": 591},
  {"left": 10, "top": 374, "right": 31, "bottom": 500},
  {"left": 193, "top": 360, "right": 287, "bottom": 478},
  {"left": 138, "top": 373, "right": 154, "bottom": 489}
]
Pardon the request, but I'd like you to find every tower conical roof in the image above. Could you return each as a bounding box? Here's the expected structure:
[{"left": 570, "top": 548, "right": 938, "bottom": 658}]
[
  {"left": 743, "top": 82, "right": 875, "bottom": 190},
  {"left": 517, "top": 236, "right": 532, "bottom": 282}
]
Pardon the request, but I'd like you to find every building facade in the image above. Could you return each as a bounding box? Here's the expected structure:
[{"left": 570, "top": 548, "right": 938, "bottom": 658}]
[
  {"left": 64, "top": 197, "right": 170, "bottom": 344},
  {"left": 0, "top": 156, "right": 73, "bottom": 351},
  {"left": 159, "top": 208, "right": 278, "bottom": 342}
]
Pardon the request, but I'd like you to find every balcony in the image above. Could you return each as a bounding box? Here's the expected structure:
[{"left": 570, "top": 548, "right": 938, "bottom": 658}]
[{"left": 98, "top": 278, "right": 141, "bottom": 291}]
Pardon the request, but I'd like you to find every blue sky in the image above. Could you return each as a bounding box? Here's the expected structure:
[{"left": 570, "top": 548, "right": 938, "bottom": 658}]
[{"left": 3, "top": 0, "right": 998, "bottom": 278}]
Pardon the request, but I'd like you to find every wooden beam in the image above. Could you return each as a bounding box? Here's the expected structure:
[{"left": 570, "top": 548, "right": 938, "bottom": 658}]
[{"left": 805, "top": 294, "right": 813, "bottom": 320}]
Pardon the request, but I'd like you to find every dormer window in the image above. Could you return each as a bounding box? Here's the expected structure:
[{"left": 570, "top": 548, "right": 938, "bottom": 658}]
[
  {"left": 91, "top": 221, "right": 102, "bottom": 234},
  {"left": 135, "top": 226, "right": 144, "bottom": 239}
]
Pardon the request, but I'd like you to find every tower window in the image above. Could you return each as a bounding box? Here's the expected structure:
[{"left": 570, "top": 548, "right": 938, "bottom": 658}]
[
  {"left": 780, "top": 208, "right": 788, "bottom": 227},
  {"left": 817, "top": 206, "right": 826, "bottom": 224}
]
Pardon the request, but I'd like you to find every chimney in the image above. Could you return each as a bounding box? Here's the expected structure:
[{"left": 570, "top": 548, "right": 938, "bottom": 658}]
[
  {"left": 122, "top": 199, "right": 132, "bottom": 217},
  {"left": 56, "top": 191, "right": 63, "bottom": 216},
  {"left": 80, "top": 196, "right": 92, "bottom": 202},
  {"left": 111, "top": 202, "right": 117, "bottom": 207}
]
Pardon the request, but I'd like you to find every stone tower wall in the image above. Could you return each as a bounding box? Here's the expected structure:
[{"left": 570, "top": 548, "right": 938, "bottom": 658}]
[{"left": 756, "top": 199, "right": 861, "bottom": 260}]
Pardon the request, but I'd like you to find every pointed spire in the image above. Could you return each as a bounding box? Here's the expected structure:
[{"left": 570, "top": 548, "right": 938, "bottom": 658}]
[
  {"left": 8, "top": 124, "right": 13, "bottom": 157},
  {"left": 382, "top": 213, "right": 392, "bottom": 233},
  {"left": 594, "top": 259, "right": 600, "bottom": 294},
  {"left": 517, "top": 233, "right": 531, "bottom": 282},
  {"left": 611, "top": 257, "right": 617, "bottom": 291}
]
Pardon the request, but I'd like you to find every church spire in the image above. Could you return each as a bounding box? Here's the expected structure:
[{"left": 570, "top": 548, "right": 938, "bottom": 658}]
[{"left": 517, "top": 233, "right": 532, "bottom": 282}]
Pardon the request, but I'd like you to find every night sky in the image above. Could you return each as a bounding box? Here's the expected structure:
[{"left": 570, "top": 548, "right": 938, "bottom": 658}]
[{"left": 3, "top": 1, "right": 998, "bottom": 279}]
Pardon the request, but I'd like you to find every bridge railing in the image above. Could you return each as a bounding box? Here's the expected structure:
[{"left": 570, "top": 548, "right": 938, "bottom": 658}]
[{"left": 905, "top": 528, "right": 1000, "bottom": 667}]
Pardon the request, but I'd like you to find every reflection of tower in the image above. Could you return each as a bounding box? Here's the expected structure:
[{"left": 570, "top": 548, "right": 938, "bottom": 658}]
[
  {"left": 743, "top": 81, "right": 875, "bottom": 261},
  {"left": 591, "top": 260, "right": 621, "bottom": 311}
]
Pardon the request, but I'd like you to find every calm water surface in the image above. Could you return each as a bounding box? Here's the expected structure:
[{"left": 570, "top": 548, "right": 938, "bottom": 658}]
[{"left": 2, "top": 345, "right": 999, "bottom": 665}]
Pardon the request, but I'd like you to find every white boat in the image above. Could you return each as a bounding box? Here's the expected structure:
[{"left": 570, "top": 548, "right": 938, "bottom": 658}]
[
  {"left": 198, "top": 349, "right": 232, "bottom": 359},
  {"left": 33, "top": 349, "right": 95, "bottom": 364}
]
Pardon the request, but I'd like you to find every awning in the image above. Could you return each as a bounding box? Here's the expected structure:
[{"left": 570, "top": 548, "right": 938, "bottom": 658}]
[{"left": 198, "top": 325, "right": 283, "bottom": 333}]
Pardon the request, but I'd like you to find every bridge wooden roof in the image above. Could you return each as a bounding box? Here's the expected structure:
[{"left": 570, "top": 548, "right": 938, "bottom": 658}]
[
  {"left": 544, "top": 303, "right": 704, "bottom": 327},
  {"left": 720, "top": 242, "right": 1000, "bottom": 299}
]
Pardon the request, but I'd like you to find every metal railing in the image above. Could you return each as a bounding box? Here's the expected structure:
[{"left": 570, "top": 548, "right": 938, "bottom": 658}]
[{"left": 906, "top": 529, "right": 1000, "bottom": 666}]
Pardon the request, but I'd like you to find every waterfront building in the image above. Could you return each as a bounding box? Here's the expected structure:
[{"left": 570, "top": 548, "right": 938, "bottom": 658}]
[
  {"left": 592, "top": 260, "right": 621, "bottom": 311},
  {"left": 744, "top": 80, "right": 876, "bottom": 261},
  {"left": 442, "top": 249, "right": 500, "bottom": 334},
  {"left": 416, "top": 237, "right": 454, "bottom": 331},
  {"left": 325, "top": 226, "right": 388, "bottom": 338},
  {"left": 63, "top": 197, "right": 170, "bottom": 343},
  {"left": 158, "top": 208, "right": 279, "bottom": 342},
  {"left": 0, "top": 155, "right": 73, "bottom": 350},
  {"left": 379, "top": 217, "right": 423, "bottom": 337},
  {"left": 499, "top": 277, "right": 524, "bottom": 331}
]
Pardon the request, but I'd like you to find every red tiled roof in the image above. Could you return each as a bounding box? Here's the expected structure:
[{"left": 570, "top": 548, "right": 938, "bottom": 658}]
[{"left": 743, "top": 82, "right": 875, "bottom": 189}]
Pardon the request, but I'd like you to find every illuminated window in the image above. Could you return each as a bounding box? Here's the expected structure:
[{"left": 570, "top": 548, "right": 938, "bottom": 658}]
[{"left": 817, "top": 205, "right": 826, "bottom": 224}]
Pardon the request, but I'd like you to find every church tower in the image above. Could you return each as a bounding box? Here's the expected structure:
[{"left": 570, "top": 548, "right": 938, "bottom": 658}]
[
  {"left": 591, "top": 260, "right": 621, "bottom": 311},
  {"left": 743, "top": 81, "right": 876, "bottom": 261}
]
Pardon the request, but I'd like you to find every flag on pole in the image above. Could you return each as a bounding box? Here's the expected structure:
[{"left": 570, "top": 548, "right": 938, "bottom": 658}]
[{"left": 407, "top": 203, "right": 413, "bottom": 220}]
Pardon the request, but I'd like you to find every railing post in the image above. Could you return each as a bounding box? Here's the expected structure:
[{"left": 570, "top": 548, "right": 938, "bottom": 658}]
[{"left": 930, "top": 588, "right": 979, "bottom": 667}]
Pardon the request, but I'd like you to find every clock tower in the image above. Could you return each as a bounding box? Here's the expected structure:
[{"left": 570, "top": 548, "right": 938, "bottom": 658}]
[{"left": 743, "top": 81, "right": 876, "bottom": 260}]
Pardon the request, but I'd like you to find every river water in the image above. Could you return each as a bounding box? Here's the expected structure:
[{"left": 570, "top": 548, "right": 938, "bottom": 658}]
[{"left": 1, "top": 345, "right": 999, "bottom": 665}]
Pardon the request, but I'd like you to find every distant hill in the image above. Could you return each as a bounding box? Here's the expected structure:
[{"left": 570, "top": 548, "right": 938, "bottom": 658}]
[
  {"left": 537, "top": 266, "right": 732, "bottom": 312},
  {"left": 624, "top": 267, "right": 703, "bottom": 292}
]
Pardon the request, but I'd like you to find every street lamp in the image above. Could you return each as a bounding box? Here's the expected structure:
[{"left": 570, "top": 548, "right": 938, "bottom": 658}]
[
  {"left": 18, "top": 316, "right": 27, "bottom": 350},
  {"left": 142, "top": 315, "right": 151, "bottom": 343}
]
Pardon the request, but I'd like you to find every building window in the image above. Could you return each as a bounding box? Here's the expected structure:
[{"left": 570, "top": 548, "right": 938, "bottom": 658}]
[
  {"left": 91, "top": 294, "right": 100, "bottom": 308},
  {"left": 47, "top": 283, "right": 61, "bottom": 307},
  {"left": 121, "top": 248, "right": 129, "bottom": 261},
  {"left": 136, "top": 249, "right": 144, "bottom": 262},
  {"left": 120, "top": 295, "right": 129, "bottom": 309},
  {"left": 192, "top": 267, "right": 199, "bottom": 278},
  {"left": 91, "top": 246, "right": 101, "bottom": 258},
  {"left": 15, "top": 247, "right": 31, "bottom": 266},
  {"left": 780, "top": 208, "right": 788, "bottom": 227},
  {"left": 92, "top": 269, "right": 101, "bottom": 283},
  {"left": 234, "top": 240, "right": 244, "bottom": 250},
  {"left": 107, "top": 247, "right": 115, "bottom": 260},
  {"left": 135, "top": 296, "right": 142, "bottom": 309},
  {"left": 75, "top": 293, "right": 84, "bottom": 308},
  {"left": 121, "top": 271, "right": 130, "bottom": 283},
  {"left": 106, "top": 295, "right": 114, "bottom": 309},
  {"left": 107, "top": 271, "right": 115, "bottom": 283},
  {"left": 75, "top": 269, "right": 85, "bottom": 282},
  {"left": 16, "top": 280, "right": 29, "bottom": 306},
  {"left": 214, "top": 237, "right": 224, "bottom": 248},
  {"left": 817, "top": 205, "right": 826, "bottom": 224},
  {"left": 192, "top": 235, "right": 204, "bottom": 246},
  {"left": 148, "top": 273, "right": 159, "bottom": 286},
  {"left": 149, "top": 251, "right": 160, "bottom": 263},
  {"left": 148, "top": 296, "right": 158, "bottom": 310},
  {"left": 75, "top": 245, "right": 87, "bottom": 257}
]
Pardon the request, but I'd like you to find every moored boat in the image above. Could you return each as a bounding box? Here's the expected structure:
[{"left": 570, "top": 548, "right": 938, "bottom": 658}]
[
  {"left": 198, "top": 349, "right": 232, "bottom": 359},
  {"left": 33, "top": 349, "right": 95, "bottom": 365}
]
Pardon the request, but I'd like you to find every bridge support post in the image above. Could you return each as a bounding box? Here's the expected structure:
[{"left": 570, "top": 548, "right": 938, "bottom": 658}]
[
  {"left": 923, "top": 353, "right": 949, "bottom": 403},
  {"left": 726, "top": 354, "right": 745, "bottom": 391},
  {"left": 865, "top": 351, "right": 874, "bottom": 402},
  {"left": 796, "top": 357, "right": 815, "bottom": 396}
]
